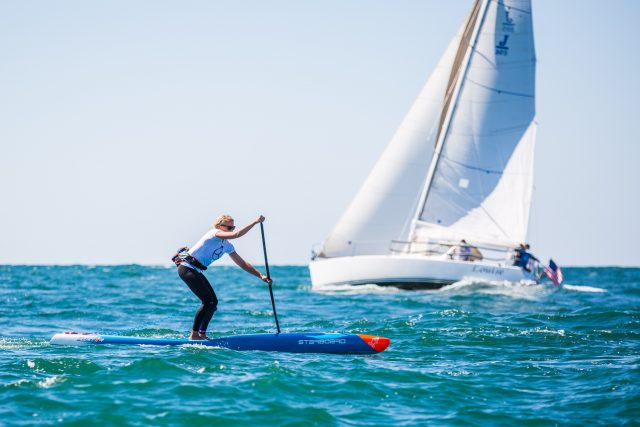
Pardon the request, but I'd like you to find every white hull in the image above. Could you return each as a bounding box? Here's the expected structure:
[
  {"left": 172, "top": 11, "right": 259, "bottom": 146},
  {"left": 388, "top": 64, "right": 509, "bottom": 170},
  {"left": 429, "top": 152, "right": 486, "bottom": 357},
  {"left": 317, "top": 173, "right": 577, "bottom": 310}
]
[{"left": 309, "top": 255, "right": 536, "bottom": 290}]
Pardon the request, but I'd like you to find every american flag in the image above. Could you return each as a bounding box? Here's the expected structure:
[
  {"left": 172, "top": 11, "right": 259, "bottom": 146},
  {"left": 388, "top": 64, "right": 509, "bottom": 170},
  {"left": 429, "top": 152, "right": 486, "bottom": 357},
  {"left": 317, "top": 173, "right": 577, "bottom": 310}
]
[{"left": 544, "top": 259, "right": 564, "bottom": 286}]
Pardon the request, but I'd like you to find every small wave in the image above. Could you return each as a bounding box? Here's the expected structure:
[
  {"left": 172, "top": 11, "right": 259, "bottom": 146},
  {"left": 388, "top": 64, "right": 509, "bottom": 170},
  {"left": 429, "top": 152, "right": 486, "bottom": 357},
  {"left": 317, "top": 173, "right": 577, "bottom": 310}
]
[
  {"left": 439, "top": 279, "right": 482, "bottom": 291},
  {"left": 439, "top": 279, "right": 548, "bottom": 300},
  {"left": 23, "top": 357, "right": 103, "bottom": 375},
  {"left": 446, "top": 370, "right": 472, "bottom": 377},
  {"left": 562, "top": 284, "right": 607, "bottom": 293},
  {"left": 521, "top": 327, "right": 566, "bottom": 336},
  {"left": 434, "top": 309, "right": 469, "bottom": 319},
  {"left": 312, "top": 283, "right": 402, "bottom": 295},
  {"left": 3, "top": 379, "right": 30, "bottom": 388},
  {"left": 0, "top": 338, "right": 49, "bottom": 350},
  {"left": 4, "top": 375, "right": 66, "bottom": 389},
  {"left": 180, "top": 343, "right": 226, "bottom": 350},
  {"left": 37, "top": 376, "right": 64, "bottom": 388},
  {"left": 144, "top": 412, "right": 169, "bottom": 421},
  {"left": 313, "top": 279, "right": 558, "bottom": 299}
]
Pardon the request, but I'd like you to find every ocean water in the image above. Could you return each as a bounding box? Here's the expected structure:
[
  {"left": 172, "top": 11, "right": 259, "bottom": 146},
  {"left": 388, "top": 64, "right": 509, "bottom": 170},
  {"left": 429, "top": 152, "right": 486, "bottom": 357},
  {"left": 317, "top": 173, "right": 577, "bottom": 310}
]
[{"left": 0, "top": 265, "right": 638, "bottom": 426}]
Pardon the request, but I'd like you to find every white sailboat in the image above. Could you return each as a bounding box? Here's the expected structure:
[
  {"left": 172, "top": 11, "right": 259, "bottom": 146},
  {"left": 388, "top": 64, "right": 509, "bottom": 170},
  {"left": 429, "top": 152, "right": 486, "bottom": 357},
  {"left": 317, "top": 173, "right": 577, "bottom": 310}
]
[{"left": 310, "top": 0, "right": 540, "bottom": 290}]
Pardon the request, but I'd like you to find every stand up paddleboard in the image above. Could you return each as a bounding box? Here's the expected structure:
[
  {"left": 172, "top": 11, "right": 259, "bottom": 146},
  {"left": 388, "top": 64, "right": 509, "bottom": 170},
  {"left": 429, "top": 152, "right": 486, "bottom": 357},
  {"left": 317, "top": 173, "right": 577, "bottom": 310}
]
[
  {"left": 50, "top": 225, "right": 390, "bottom": 355},
  {"left": 50, "top": 331, "right": 390, "bottom": 354}
]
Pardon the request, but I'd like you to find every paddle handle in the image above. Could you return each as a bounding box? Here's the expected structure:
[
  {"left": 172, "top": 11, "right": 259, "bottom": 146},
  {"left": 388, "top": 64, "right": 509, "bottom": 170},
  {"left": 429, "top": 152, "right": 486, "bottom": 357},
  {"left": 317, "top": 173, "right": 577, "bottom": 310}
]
[
  {"left": 260, "top": 222, "right": 271, "bottom": 280},
  {"left": 260, "top": 222, "right": 280, "bottom": 333}
]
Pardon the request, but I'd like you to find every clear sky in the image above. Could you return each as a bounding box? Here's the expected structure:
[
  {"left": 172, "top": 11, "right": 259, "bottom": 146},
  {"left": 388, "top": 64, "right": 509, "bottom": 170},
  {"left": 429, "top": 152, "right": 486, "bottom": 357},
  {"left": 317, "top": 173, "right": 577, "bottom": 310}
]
[{"left": 1, "top": 1, "right": 638, "bottom": 267}]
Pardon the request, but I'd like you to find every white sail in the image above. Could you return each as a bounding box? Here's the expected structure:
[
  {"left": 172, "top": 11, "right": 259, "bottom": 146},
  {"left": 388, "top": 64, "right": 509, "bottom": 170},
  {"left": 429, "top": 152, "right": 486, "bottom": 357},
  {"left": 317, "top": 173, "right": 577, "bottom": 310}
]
[
  {"left": 414, "top": 0, "right": 536, "bottom": 247},
  {"left": 320, "top": 18, "right": 472, "bottom": 258}
]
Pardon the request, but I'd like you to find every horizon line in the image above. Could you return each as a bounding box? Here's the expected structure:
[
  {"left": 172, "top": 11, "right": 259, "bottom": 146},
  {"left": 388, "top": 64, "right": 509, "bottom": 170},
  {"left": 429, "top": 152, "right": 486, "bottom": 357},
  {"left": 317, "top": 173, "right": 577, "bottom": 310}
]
[{"left": 0, "top": 263, "right": 639, "bottom": 269}]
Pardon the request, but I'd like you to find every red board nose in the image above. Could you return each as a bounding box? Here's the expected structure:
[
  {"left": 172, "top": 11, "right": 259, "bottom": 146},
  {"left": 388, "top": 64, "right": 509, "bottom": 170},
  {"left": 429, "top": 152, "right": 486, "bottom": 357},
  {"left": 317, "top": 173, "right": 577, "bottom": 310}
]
[{"left": 357, "top": 334, "right": 390, "bottom": 352}]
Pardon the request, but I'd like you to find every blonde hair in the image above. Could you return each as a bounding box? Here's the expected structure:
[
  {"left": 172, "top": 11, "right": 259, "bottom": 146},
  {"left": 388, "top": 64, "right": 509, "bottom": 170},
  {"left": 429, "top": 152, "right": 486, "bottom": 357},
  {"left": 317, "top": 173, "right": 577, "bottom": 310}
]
[{"left": 213, "top": 214, "right": 234, "bottom": 228}]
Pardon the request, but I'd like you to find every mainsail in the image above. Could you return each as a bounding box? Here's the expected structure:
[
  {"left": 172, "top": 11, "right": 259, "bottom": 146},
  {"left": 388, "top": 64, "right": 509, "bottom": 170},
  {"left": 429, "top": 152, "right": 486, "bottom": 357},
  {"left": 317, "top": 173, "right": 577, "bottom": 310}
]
[
  {"left": 321, "top": 0, "right": 536, "bottom": 258},
  {"left": 414, "top": 0, "right": 536, "bottom": 247}
]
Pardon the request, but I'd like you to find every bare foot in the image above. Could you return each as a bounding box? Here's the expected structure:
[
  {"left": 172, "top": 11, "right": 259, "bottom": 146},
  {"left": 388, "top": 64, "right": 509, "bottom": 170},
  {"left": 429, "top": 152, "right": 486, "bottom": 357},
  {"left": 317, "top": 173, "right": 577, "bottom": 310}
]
[
  {"left": 189, "top": 331, "right": 204, "bottom": 340},
  {"left": 198, "top": 332, "right": 211, "bottom": 340}
]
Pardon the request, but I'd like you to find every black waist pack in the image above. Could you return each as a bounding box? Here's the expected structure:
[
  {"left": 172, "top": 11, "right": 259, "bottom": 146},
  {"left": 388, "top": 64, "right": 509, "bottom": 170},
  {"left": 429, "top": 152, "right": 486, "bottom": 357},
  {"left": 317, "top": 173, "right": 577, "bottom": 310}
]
[{"left": 172, "top": 247, "right": 207, "bottom": 270}]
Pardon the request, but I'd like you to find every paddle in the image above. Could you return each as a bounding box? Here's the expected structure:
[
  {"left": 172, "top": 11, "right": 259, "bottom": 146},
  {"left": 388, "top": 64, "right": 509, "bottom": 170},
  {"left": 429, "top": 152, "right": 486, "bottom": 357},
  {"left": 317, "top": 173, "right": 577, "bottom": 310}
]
[{"left": 260, "top": 222, "right": 281, "bottom": 333}]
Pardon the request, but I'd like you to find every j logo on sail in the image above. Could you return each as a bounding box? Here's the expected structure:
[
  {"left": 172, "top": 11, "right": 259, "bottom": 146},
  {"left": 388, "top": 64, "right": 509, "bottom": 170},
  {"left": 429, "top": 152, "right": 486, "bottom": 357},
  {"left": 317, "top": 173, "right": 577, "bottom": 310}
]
[{"left": 496, "top": 35, "right": 509, "bottom": 56}]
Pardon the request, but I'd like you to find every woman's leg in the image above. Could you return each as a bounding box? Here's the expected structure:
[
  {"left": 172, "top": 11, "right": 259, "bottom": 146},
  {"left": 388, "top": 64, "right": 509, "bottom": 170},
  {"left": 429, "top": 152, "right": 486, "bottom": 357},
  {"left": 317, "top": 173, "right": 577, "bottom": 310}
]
[
  {"left": 197, "top": 279, "right": 218, "bottom": 334},
  {"left": 178, "top": 265, "right": 218, "bottom": 338}
]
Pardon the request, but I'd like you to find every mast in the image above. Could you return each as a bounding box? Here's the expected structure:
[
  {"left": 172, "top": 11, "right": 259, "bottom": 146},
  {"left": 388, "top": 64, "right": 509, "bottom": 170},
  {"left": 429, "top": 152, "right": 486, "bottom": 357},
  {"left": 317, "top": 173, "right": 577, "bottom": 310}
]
[{"left": 408, "top": 0, "right": 490, "bottom": 241}]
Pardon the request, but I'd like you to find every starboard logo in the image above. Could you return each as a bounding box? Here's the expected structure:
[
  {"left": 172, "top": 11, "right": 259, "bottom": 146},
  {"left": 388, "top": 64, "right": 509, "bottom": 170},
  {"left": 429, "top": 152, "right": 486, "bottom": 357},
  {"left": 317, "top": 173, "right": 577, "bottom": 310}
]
[
  {"left": 496, "top": 34, "right": 509, "bottom": 56},
  {"left": 502, "top": 10, "right": 515, "bottom": 33},
  {"left": 299, "top": 338, "right": 347, "bottom": 345}
]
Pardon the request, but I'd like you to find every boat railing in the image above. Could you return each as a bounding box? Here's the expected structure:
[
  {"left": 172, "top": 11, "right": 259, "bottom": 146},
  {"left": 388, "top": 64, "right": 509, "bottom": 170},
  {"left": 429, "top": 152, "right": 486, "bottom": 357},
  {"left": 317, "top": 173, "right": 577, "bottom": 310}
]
[
  {"left": 313, "top": 239, "right": 542, "bottom": 275},
  {"left": 389, "top": 240, "right": 518, "bottom": 263}
]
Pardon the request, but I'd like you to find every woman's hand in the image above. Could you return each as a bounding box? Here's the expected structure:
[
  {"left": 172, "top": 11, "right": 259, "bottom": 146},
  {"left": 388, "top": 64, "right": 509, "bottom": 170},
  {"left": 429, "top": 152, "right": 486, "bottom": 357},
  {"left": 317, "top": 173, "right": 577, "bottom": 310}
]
[
  {"left": 219, "top": 216, "right": 265, "bottom": 240},
  {"left": 261, "top": 274, "right": 273, "bottom": 285}
]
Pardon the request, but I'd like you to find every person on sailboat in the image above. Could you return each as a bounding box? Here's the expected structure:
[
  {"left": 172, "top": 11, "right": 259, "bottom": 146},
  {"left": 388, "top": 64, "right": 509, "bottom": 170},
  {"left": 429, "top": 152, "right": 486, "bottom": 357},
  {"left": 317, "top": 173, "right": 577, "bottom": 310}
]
[
  {"left": 513, "top": 243, "right": 539, "bottom": 272},
  {"left": 512, "top": 244, "right": 524, "bottom": 265},
  {"left": 172, "top": 214, "right": 272, "bottom": 340},
  {"left": 446, "top": 239, "right": 472, "bottom": 261}
]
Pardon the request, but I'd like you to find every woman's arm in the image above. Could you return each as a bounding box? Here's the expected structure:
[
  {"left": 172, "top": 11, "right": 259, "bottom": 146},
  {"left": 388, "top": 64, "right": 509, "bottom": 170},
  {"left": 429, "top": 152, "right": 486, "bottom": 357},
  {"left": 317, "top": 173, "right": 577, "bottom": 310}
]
[
  {"left": 229, "top": 251, "right": 272, "bottom": 284},
  {"left": 215, "top": 215, "right": 264, "bottom": 240}
]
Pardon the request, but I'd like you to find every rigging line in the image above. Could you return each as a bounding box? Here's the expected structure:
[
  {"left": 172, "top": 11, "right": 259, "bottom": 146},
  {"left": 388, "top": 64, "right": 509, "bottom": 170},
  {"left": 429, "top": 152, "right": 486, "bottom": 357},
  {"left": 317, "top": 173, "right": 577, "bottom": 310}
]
[
  {"left": 441, "top": 156, "right": 504, "bottom": 175},
  {"left": 427, "top": 173, "right": 511, "bottom": 240},
  {"left": 421, "top": 197, "right": 468, "bottom": 226},
  {"left": 441, "top": 156, "right": 532, "bottom": 176},
  {"left": 466, "top": 78, "right": 534, "bottom": 98},
  {"left": 422, "top": 176, "right": 479, "bottom": 220},
  {"left": 478, "top": 203, "right": 511, "bottom": 239},
  {"left": 447, "top": 121, "right": 532, "bottom": 136},
  {"left": 471, "top": 49, "right": 495, "bottom": 68}
]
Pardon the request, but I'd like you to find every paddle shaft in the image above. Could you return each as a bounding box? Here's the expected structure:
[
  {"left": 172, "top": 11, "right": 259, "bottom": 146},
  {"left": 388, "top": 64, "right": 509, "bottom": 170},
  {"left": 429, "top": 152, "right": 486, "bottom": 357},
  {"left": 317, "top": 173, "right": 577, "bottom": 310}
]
[{"left": 260, "top": 222, "right": 281, "bottom": 333}]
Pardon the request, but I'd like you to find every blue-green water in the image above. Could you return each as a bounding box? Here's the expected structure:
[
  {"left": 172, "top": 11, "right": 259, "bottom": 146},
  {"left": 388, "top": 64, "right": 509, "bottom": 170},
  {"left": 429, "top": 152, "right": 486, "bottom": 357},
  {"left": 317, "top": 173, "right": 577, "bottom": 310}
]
[{"left": 1, "top": 265, "right": 638, "bottom": 426}]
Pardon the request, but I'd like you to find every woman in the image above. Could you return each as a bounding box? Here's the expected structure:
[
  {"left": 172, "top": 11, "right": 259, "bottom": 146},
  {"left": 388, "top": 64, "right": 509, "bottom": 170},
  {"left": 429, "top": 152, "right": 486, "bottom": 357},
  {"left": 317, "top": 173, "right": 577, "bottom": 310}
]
[{"left": 174, "top": 214, "right": 272, "bottom": 340}]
